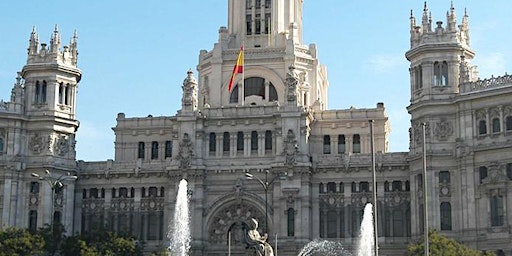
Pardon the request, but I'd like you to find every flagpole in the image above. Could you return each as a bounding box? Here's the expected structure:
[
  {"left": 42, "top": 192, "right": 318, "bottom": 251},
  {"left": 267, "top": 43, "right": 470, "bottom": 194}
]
[{"left": 241, "top": 44, "right": 245, "bottom": 106}]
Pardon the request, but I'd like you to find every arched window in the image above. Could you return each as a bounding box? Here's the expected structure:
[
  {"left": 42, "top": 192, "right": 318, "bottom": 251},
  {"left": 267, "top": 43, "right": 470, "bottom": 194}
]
[
  {"left": 351, "top": 182, "right": 357, "bottom": 192},
  {"left": 41, "top": 81, "right": 47, "bottom": 103},
  {"left": 319, "top": 183, "right": 324, "bottom": 193},
  {"left": 506, "top": 116, "right": 512, "bottom": 131},
  {"left": 137, "top": 142, "right": 145, "bottom": 159},
  {"left": 245, "top": 77, "right": 265, "bottom": 98},
  {"left": 264, "top": 130, "right": 272, "bottom": 151},
  {"left": 269, "top": 84, "right": 278, "bottom": 101},
  {"left": 223, "top": 132, "right": 230, "bottom": 152},
  {"left": 492, "top": 118, "right": 501, "bottom": 133},
  {"left": 230, "top": 85, "right": 239, "bottom": 103},
  {"left": 323, "top": 135, "right": 331, "bottom": 154},
  {"left": 415, "top": 65, "right": 423, "bottom": 89},
  {"left": 440, "top": 202, "right": 452, "bottom": 230},
  {"left": 353, "top": 134, "right": 361, "bottom": 153},
  {"left": 478, "top": 120, "right": 487, "bottom": 135},
  {"left": 237, "top": 132, "right": 244, "bottom": 152},
  {"left": 165, "top": 141, "right": 173, "bottom": 158},
  {"left": 34, "top": 81, "right": 40, "bottom": 103},
  {"left": 338, "top": 135, "right": 345, "bottom": 154},
  {"left": 209, "top": 133, "right": 216, "bottom": 153},
  {"left": 339, "top": 182, "right": 344, "bottom": 193},
  {"left": 433, "top": 61, "right": 448, "bottom": 86},
  {"left": 151, "top": 141, "right": 159, "bottom": 159},
  {"left": 250, "top": 131, "right": 258, "bottom": 151},
  {"left": 58, "top": 83, "right": 64, "bottom": 104}
]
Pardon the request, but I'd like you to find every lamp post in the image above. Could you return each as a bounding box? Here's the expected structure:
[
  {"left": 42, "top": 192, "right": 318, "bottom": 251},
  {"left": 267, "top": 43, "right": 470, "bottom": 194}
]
[
  {"left": 422, "top": 123, "right": 429, "bottom": 256},
  {"left": 31, "top": 170, "right": 78, "bottom": 233},
  {"left": 245, "top": 170, "right": 286, "bottom": 234}
]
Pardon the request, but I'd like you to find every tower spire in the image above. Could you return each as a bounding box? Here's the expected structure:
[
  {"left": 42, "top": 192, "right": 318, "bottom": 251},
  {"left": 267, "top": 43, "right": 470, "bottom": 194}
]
[
  {"left": 28, "top": 26, "right": 39, "bottom": 55},
  {"left": 421, "top": 2, "right": 431, "bottom": 32},
  {"left": 447, "top": 1, "right": 457, "bottom": 31},
  {"left": 50, "top": 24, "right": 61, "bottom": 53},
  {"left": 410, "top": 9, "right": 416, "bottom": 31}
]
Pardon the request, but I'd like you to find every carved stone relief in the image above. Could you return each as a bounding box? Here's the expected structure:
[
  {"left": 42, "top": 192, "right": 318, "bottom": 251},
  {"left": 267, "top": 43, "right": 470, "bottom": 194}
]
[
  {"left": 177, "top": 133, "right": 193, "bottom": 169},
  {"left": 283, "top": 129, "right": 298, "bottom": 167},
  {"left": 433, "top": 119, "right": 453, "bottom": 141}
]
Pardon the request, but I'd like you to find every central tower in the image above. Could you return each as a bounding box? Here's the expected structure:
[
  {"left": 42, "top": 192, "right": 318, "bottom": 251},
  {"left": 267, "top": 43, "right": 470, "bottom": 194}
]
[{"left": 196, "top": 0, "right": 328, "bottom": 111}]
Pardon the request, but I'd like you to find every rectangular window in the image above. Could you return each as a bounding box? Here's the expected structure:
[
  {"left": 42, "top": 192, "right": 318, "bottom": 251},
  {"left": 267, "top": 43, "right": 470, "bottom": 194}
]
[
  {"left": 251, "top": 131, "right": 258, "bottom": 151},
  {"left": 151, "top": 141, "right": 159, "bottom": 159},
  {"left": 338, "top": 135, "right": 345, "bottom": 154},
  {"left": 209, "top": 133, "right": 216, "bottom": 152},
  {"left": 360, "top": 182, "right": 370, "bottom": 192},
  {"left": 138, "top": 142, "right": 145, "bottom": 159},
  {"left": 223, "top": 132, "right": 230, "bottom": 152},
  {"left": 237, "top": 132, "right": 244, "bottom": 152},
  {"left": 391, "top": 181, "right": 402, "bottom": 191},
  {"left": 264, "top": 130, "right": 272, "bottom": 150},
  {"left": 439, "top": 171, "right": 450, "bottom": 185},
  {"left": 30, "top": 181, "right": 39, "bottom": 194},
  {"left": 323, "top": 135, "right": 331, "bottom": 154},
  {"left": 353, "top": 134, "right": 361, "bottom": 153},
  {"left": 491, "top": 195, "right": 504, "bottom": 226},
  {"left": 440, "top": 202, "right": 452, "bottom": 230},
  {"left": 287, "top": 208, "right": 295, "bottom": 237}
]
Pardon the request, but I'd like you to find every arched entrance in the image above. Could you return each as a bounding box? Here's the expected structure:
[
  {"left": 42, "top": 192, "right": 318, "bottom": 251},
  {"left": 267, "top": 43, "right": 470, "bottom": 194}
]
[{"left": 206, "top": 200, "right": 266, "bottom": 255}]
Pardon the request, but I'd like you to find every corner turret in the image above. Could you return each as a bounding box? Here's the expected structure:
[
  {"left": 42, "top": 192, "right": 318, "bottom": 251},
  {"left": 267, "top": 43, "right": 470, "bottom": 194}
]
[{"left": 406, "top": 2, "right": 477, "bottom": 105}]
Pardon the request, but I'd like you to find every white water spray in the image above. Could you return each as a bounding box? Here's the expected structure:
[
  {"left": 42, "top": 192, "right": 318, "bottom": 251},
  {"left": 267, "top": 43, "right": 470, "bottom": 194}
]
[
  {"left": 357, "top": 203, "right": 374, "bottom": 256},
  {"left": 168, "top": 179, "right": 191, "bottom": 256}
]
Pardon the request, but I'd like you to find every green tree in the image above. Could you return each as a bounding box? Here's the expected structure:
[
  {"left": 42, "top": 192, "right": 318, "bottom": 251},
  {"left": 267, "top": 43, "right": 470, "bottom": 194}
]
[
  {"left": 0, "top": 227, "right": 45, "bottom": 256},
  {"left": 61, "top": 226, "right": 143, "bottom": 256},
  {"left": 407, "top": 230, "right": 495, "bottom": 256},
  {"left": 37, "top": 223, "right": 66, "bottom": 255}
]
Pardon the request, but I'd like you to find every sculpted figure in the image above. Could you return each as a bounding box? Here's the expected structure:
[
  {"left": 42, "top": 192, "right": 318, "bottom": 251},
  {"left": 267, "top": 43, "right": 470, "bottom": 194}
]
[{"left": 247, "top": 218, "right": 274, "bottom": 256}]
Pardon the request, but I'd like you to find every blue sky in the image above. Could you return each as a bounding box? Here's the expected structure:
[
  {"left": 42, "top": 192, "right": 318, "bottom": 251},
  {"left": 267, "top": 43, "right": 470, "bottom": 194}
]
[{"left": 1, "top": 1, "right": 511, "bottom": 161}]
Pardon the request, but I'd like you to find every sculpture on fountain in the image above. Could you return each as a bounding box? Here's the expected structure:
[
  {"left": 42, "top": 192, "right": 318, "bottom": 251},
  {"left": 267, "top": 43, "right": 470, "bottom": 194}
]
[{"left": 245, "top": 218, "right": 274, "bottom": 256}]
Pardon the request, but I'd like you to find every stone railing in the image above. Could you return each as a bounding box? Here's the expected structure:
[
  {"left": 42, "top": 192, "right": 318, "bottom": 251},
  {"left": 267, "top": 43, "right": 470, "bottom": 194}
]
[{"left": 460, "top": 74, "right": 512, "bottom": 93}]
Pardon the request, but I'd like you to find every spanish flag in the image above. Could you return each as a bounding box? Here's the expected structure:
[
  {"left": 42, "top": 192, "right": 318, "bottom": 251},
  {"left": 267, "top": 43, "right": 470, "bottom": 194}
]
[{"left": 228, "top": 46, "right": 244, "bottom": 92}]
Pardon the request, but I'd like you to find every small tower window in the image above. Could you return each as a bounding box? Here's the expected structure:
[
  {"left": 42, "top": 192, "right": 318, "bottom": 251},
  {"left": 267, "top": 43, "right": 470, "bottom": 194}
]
[
  {"left": 478, "top": 120, "right": 487, "bottom": 135},
  {"left": 58, "top": 83, "right": 64, "bottom": 104},
  {"left": 353, "top": 134, "right": 361, "bottom": 153},
  {"left": 415, "top": 65, "right": 423, "bottom": 89},
  {"left": 34, "top": 81, "right": 41, "bottom": 104},
  {"left": 433, "top": 61, "right": 448, "bottom": 86},
  {"left": 492, "top": 118, "right": 501, "bottom": 133},
  {"left": 41, "top": 81, "right": 47, "bottom": 103},
  {"left": 137, "top": 142, "right": 145, "bottom": 159},
  {"left": 506, "top": 116, "right": 512, "bottom": 131}
]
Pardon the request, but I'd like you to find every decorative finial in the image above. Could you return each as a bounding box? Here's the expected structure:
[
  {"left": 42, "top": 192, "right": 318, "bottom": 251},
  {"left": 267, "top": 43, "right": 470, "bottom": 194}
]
[
  {"left": 451, "top": 1, "right": 454, "bottom": 10},
  {"left": 423, "top": 1, "right": 427, "bottom": 11},
  {"left": 410, "top": 9, "right": 413, "bottom": 18},
  {"left": 54, "top": 24, "right": 59, "bottom": 33}
]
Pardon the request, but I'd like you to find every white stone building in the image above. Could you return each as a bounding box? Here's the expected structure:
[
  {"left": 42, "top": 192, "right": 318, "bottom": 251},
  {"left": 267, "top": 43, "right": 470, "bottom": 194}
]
[{"left": 1, "top": 1, "right": 512, "bottom": 255}]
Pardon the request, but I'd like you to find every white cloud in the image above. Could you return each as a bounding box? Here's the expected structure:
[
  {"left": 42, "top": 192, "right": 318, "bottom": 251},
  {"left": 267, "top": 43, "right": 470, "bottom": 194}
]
[{"left": 366, "top": 54, "right": 405, "bottom": 74}]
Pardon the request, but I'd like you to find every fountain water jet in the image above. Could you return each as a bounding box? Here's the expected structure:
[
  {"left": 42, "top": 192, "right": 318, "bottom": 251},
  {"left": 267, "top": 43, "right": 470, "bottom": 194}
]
[
  {"left": 168, "top": 179, "right": 191, "bottom": 256},
  {"left": 298, "top": 203, "right": 375, "bottom": 256},
  {"left": 357, "top": 203, "right": 374, "bottom": 256}
]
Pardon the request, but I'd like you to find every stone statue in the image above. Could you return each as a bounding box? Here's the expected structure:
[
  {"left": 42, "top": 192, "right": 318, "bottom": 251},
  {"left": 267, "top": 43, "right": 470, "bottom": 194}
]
[{"left": 246, "top": 218, "right": 274, "bottom": 256}]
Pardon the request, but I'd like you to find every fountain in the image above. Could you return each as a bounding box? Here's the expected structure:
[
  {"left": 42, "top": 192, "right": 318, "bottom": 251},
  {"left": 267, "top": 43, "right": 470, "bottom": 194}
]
[
  {"left": 298, "top": 203, "right": 374, "bottom": 256},
  {"left": 168, "top": 179, "right": 191, "bottom": 256},
  {"left": 357, "top": 203, "right": 374, "bottom": 256}
]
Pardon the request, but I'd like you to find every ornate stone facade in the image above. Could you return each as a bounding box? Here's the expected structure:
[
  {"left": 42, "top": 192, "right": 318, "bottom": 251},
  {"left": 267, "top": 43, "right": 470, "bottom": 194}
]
[{"left": 1, "top": 2, "right": 512, "bottom": 256}]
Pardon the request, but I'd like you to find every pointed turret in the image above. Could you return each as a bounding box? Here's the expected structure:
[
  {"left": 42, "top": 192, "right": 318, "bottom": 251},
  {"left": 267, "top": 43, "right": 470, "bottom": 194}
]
[
  {"left": 459, "top": 8, "right": 470, "bottom": 46},
  {"left": 28, "top": 26, "right": 39, "bottom": 55},
  {"left": 69, "top": 29, "right": 79, "bottom": 65},
  {"left": 50, "top": 24, "right": 61, "bottom": 53},
  {"left": 447, "top": 1, "right": 457, "bottom": 31},
  {"left": 421, "top": 2, "right": 431, "bottom": 32},
  {"left": 410, "top": 10, "right": 416, "bottom": 31}
]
